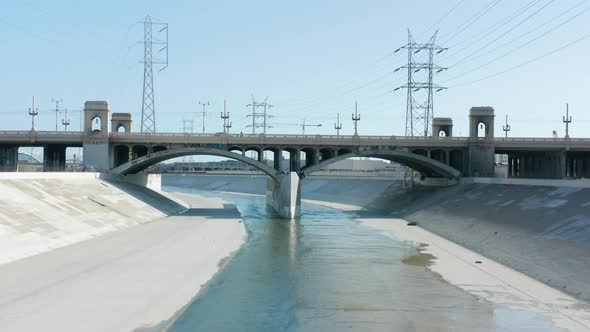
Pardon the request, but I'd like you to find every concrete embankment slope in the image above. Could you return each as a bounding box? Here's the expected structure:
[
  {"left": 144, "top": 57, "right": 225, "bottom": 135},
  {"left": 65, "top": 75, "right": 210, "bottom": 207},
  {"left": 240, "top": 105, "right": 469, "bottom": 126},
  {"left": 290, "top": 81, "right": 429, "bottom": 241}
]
[
  {"left": 0, "top": 173, "right": 186, "bottom": 265},
  {"left": 0, "top": 173, "right": 248, "bottom": 332},
  {"left": 369, "top": 179, "right": 590, "bottom": 303},
  {"left": 164, "top": 174, "right": 590, "bottom": 303}
]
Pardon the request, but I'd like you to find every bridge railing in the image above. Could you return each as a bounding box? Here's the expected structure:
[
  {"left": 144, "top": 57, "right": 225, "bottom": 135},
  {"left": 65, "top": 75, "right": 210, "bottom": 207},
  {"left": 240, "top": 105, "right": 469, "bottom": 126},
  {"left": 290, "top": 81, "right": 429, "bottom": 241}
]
[
  {"left": 0, "top": 130, "right": 84, "bottom": 135},
  {"left": 109, "top": 132, "right": 470, "bottom": 141}
]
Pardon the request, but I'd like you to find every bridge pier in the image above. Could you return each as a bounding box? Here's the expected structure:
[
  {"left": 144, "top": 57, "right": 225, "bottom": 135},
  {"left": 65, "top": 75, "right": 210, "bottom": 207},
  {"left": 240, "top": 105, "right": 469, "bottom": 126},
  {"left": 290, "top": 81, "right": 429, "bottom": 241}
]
[
  {"left": 506, "top": 152, "right": 566, "bottom": 179},
  {"left": 266, "top": 172, "right": 300, "bottom": 218},
  {"left": 566, "top": 152, "right": 590, "bottom": 178},
  {"left": 43, "top": 144, "right": 66, "bottom": 172},
  {"left": 0, "top": 145, "right": 18, "bottom": 171},
  {"left": 273, "top": 150, "right": 282, "bottom": 172},
  {"left": 289, "top": 150, "right": 300, "bottom": 172}
]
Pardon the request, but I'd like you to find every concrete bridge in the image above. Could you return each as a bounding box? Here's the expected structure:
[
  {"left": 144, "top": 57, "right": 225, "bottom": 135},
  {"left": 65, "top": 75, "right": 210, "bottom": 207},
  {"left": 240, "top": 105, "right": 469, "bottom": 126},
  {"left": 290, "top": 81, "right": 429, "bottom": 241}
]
[{"left": 2, "top": 100, "right": 590, "bottom": 217}]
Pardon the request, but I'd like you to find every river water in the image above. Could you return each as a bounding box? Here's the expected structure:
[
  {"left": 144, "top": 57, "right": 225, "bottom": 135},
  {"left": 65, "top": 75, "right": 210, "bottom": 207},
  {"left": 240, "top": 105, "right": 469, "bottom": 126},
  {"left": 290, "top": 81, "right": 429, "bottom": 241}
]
[{"left": 164, "top": 186, "right": 562, "bottom": 332}]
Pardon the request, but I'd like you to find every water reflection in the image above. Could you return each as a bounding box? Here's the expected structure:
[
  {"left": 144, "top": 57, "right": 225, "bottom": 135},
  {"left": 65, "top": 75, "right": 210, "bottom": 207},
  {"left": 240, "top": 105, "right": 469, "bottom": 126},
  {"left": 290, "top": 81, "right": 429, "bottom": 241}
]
[{"left": 165, "top": 187, "right": 562, "bottom": 332}]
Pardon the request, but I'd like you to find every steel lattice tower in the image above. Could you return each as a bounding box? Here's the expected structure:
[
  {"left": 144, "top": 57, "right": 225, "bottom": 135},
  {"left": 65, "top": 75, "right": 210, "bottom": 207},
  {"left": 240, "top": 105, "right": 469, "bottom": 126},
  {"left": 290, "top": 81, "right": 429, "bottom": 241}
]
[
  {"left": 394, "top": 30, "right": 447, "bottom": 137},
  {"left": 139, "top": 16, "right": 168, "bottom": 133}
]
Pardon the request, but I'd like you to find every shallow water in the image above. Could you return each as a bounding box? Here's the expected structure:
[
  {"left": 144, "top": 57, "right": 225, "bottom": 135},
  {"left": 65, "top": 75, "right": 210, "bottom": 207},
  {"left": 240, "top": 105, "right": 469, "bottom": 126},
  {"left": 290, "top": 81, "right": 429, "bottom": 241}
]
[{"left": 164, "top": 186, "right": 562, "bottom": 332}]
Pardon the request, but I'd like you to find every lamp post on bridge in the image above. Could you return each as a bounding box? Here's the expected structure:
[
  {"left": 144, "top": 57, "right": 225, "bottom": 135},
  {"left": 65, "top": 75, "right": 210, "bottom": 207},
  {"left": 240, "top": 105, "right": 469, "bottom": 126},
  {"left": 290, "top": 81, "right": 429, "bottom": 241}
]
[
  {"left": 502, "top": 115, "right": 510, "bottom": 139},
  {"left": 220, "top": 99, "right": 230, "bottom": 134},
  {"left": 28, "top": 96, "right": 39, "bottom": 131},
  {"left": 334, "top": 113, "right": 342, "bottom": 137},
  {"left": 352, "top": 101, "right": 360, "bottom": 136},
  {"left": 199, "top": 101, "right": 210, "bottom": 133},
  {"left": 51, "top": 98, "right": 63, "bottom": 132},
  {"left": 62, "top": 108, "right": 71, "bottom": 131},
  {"left": 563, "top": 103, "right": 572, "bottom": 139}
]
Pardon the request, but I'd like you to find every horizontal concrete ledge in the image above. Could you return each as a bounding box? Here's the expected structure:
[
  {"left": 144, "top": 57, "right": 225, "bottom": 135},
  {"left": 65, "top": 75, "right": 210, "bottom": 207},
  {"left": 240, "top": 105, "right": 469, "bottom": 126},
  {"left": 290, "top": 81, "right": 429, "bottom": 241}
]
[
  {"left": 418, "top": 177, "right": 458, "bottom": 186},
  {"left": 0, "top": 172, "right": 100, "bottom": 180},
  {"left": 461, "top": 177, "right": 590, "bottom": 188}
]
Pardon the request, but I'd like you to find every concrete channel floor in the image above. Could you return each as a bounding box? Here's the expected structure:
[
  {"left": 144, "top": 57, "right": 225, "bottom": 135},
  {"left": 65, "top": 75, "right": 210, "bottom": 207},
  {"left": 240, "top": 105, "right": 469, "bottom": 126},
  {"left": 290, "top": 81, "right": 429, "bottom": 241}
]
[{"left": 0, "top": 193, "right": 246, "bottom": 332}]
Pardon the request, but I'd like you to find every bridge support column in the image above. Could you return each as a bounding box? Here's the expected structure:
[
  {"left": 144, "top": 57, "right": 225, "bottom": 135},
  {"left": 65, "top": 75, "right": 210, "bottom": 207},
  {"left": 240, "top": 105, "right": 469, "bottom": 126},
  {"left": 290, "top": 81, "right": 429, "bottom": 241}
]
[
  {"left": 467, "top": 144, "right": 495, "bottom": 177},
  {"left": 290, "top": 151, "right": 300, "bottom": 172},
  {"left": 273, "top": 150, "right": 282, "bottom": 172},
  {"left": 266, "top": 172, "right": 300, "bottom": 219},
  {"left": 0, "top": 145, "right": 19, "bottom": 171},
  {"left": 43, "top": 144, "right": 66, "bottom": 172}
]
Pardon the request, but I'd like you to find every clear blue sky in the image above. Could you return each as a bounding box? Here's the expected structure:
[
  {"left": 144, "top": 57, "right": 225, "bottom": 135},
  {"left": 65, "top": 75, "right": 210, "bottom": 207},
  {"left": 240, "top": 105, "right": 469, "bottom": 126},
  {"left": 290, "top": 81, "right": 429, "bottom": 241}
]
[{"left": 1, "top": 0, "right": 589, "bottom": 138}]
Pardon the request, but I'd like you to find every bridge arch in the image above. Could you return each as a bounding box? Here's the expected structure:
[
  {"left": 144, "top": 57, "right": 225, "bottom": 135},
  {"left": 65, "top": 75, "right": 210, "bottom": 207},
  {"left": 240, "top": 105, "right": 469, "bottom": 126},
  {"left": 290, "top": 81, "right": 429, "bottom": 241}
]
[
  {"left": 110, "top": 147, "right": 281, "bottom": 181},
  {"left": 301, "top": 149, "right": 461, "bottom": 179}
]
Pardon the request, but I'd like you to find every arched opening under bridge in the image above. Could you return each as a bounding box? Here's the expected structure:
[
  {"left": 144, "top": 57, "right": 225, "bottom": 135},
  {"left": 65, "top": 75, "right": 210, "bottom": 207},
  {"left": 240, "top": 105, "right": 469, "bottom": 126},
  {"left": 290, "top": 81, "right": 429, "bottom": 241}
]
[
  {"left": 110, "top": 147, "right": 282, "bottom": 182},
  {"left": 300, "top": 149, "right": 461, "bottom": 179}
]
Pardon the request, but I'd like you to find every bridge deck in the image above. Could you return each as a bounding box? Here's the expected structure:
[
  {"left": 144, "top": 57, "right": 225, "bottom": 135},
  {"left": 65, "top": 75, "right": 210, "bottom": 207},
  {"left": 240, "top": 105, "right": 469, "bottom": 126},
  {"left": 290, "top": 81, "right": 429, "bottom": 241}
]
[{"left": 0, "top": 131, "right": 589, "bottom": 151}]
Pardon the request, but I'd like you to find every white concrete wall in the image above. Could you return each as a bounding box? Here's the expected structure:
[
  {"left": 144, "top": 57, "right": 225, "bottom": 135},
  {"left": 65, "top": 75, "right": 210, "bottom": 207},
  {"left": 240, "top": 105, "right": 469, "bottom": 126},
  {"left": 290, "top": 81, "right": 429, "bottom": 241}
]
[{"left": 0, "top": 173, "right": 178, "bottom": 265}]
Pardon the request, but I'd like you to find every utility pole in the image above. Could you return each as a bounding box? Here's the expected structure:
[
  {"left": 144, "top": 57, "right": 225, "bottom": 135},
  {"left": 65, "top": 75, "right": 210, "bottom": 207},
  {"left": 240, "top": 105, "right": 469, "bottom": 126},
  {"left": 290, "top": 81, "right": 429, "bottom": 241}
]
[
  {"left": 139, "top": 15, "right": 168, "bottom": 133},
  {"left": 300, "top": 119, "right": 322, "bottom": 135},
  {"left": 502, "top": 115, "right": 511, "bottom": 139},
  {"left": 352, "top": 101, "right": 361, "bottom": 136},
  {"left": 563, "top": 103, "right": 572, "bottom": 139},
  {"left": 199, "top": 101, "right": 209, "bottom": 133},
  {"left": 334, "top": 113, "right": 342, "bottom": 137},
  {"left": 225, "top": 120, "right": 232, "bottom": 134},
  {"left": 51, "top": 98, "right": 63, "bottom": 132},
  {"left": 220, "top": 99, "right": 230, "bottom": 134},
  {"left": 394, "top": 29, "right": 447, "bottom": 137},
  {"left": 28, "top": 96, "right": 38, "bottom": 131},
  {"left": 62, "top": 108, "right": 71, "bottom": 131}
]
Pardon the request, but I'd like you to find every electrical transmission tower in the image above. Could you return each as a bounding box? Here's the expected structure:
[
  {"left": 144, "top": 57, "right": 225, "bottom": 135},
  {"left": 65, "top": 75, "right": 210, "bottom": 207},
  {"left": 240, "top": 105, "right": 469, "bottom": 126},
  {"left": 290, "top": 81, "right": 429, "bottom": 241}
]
[
  {"left": 246, "top": 96, "right": 273, "bottom": 134},
  {"left": 139, "top": 15, "right": 168, "bottom": 133},
  {"left": 183, "top": 117, "right": 194, "bottom": 134},
  {"left": 394, "top": 30, "right": 447, "bottom": 137}
]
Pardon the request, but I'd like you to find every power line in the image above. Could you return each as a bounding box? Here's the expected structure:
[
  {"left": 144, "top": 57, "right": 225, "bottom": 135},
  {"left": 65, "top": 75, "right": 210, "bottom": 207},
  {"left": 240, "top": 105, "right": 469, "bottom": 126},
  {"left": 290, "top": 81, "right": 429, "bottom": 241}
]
[
  {"left": 417, "top": 0, "right": 467, "bottom": 39},
  {"left": 440, "top": 0, "right": 503, "bottom": 45},
  {"left": 446, "top": 0, "right": 556, "bottom": 69},
  {"left": 442, "top": 0, "right": 541, "bottom": 59},
  {"left": 443, "top": 4, "right": 590, "bottom": 84},
  {"left": 450, "top": 34, "right": 590, "bottom": 88}
]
